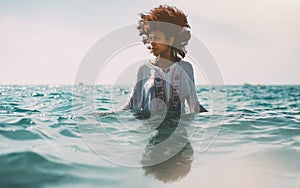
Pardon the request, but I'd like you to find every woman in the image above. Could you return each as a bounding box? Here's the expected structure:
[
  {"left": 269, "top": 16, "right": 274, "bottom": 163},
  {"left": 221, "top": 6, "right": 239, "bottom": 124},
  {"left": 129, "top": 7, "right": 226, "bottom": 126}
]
[{"left": 124, "top": 5, "right": 207, "bottom": 115}]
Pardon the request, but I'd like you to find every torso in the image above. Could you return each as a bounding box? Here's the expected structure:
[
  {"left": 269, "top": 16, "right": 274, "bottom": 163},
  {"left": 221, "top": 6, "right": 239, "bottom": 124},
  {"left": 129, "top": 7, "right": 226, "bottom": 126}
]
[{"left": 136, "top": 60, "right": 194, "bottom": 114}]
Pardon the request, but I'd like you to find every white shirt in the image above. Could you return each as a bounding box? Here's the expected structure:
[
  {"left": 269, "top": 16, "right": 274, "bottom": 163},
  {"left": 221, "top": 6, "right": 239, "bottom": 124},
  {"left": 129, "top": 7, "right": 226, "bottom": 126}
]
[{"left": 125, "top": 60, "right": 202, "bottom": 114}]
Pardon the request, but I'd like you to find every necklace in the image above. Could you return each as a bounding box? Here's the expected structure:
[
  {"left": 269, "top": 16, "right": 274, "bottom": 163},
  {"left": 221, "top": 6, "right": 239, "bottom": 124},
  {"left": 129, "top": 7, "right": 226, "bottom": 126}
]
[
  {"left": 154, "top": 59, "right": 174, "bottom": 73},
  {"left": 161, "top": 67, "right": 170, "bottom": 73}
]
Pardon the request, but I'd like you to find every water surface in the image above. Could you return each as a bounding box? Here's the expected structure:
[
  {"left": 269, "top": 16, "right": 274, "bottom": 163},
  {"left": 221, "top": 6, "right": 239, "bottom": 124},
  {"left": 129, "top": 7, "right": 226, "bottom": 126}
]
[{"left": 0, "top": 85, "right": 299, "bottom": 188}]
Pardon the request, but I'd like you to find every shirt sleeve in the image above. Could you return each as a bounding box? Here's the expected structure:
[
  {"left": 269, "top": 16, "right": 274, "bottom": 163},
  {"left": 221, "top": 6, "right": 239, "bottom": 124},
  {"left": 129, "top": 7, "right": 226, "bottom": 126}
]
[
  {"left": 123, "top": 65, "right": 145, "bottom": 110},
  {"left": 185, "top": 63, "right": 201, "bottom": 113},
  {"left": 186, "top": 63, "right": 208, "bottom": 113}
]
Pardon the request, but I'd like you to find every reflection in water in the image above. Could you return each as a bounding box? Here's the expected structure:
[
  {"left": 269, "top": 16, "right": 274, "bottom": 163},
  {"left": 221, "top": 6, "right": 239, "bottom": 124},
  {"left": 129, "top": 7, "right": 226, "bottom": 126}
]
[{"left": 141, "top": 117, "right": 194, "bottom": 183}]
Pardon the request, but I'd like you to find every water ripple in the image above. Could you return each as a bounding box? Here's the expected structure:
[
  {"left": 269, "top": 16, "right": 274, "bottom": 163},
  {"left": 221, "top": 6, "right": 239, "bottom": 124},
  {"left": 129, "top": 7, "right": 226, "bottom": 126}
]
[{"left": 0, "top": 85, "right": 299, "bottom": 187}]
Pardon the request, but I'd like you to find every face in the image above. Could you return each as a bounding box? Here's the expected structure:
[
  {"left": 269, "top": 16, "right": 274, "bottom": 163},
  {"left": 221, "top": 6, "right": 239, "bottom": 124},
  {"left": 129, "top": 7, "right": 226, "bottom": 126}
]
[{"left": 149, "top": 30, "right": 174, "bottom": 58}]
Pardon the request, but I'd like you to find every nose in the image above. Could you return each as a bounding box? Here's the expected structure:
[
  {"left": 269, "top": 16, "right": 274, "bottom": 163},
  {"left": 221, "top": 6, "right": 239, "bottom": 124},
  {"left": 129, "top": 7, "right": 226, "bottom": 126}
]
[{"left": 150, "top": 41, "right": 156, "bottom": 47}]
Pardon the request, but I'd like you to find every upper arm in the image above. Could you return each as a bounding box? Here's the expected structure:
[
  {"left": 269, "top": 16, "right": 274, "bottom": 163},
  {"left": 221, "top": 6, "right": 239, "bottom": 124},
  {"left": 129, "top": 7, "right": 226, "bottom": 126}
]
[
  {"left": 125, "top": 64, "right": 147, "bottom": 110},
  {"left": 181, "top": 61, "right": 195, "bottom": 85}
]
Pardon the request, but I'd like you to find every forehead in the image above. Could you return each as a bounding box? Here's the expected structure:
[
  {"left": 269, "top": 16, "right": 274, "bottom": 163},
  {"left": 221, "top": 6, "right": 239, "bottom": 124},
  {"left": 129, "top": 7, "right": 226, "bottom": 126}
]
[{"left": 149, "top": 30, "right": 166, "bottom": 37}]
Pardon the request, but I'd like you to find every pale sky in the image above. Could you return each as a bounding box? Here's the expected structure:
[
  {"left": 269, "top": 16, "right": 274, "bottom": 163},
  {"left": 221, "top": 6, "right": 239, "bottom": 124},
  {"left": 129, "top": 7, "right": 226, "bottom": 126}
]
[{"left": 1, "top": 0, "right": 299, "bottom": 85}]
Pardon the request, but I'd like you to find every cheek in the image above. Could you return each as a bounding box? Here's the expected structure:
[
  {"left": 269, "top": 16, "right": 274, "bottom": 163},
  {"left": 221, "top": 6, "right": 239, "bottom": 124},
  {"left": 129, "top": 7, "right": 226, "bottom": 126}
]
[{"left": 156, "top": 43, "right": 168, "bottom": 49}]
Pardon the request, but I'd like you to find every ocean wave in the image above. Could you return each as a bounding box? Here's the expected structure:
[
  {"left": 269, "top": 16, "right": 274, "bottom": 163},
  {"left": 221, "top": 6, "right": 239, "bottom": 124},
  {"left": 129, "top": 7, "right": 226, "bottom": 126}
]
[
  {"left": 1, "top": 85, "right": 300, "bottom": 187},
  {"left": 0, "top": 151, "right": 72, "bottom": 187},
  {"left": 0, "top": 129, "right": 42, "bottom": 140}
]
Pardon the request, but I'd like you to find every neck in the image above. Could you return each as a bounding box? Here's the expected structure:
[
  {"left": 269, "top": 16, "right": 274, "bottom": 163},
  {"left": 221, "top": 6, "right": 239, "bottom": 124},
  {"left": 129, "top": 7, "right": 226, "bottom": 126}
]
[
  {"left": 158, "top": 46, "right": 174, "bottom": 62},
  {"left": 158, "top": 47, "right": 175, "bottom": 62},
  {"left": 156, "top": 56, "right": 175, "bottom": 69}
]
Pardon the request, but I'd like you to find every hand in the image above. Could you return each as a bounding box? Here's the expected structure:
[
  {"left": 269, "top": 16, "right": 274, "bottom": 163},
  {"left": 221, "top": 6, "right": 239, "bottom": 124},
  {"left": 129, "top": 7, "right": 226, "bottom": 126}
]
[{"left": 199, "top": 104, "right": 208, "bottom": 112}]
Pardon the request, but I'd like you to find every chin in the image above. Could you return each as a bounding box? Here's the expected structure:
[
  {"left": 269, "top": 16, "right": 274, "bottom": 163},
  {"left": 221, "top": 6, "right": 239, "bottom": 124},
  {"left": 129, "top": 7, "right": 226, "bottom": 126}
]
[{"left": 152, "top": 53, "right": 159, "bottom": 57}]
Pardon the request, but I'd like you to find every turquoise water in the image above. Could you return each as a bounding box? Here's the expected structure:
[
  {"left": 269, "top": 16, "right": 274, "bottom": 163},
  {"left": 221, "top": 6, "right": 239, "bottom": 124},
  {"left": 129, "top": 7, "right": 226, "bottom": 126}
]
[{"left": 0, "top": 85, "right": 300, "bottom": 188}]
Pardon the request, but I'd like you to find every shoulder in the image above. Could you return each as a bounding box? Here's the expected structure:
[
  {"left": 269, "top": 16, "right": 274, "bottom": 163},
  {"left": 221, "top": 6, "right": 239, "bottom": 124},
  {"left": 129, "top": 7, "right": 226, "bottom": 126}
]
[
  {"left": 177, "top": 60, "right": 194, "bottom": 73},
  {"left": 137, "top": 61, "right": 152, "bottom": 76}
]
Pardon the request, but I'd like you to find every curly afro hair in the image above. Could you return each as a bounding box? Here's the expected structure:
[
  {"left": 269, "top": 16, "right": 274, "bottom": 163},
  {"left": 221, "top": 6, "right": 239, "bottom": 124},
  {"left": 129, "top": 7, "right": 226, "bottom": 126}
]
[{"left": 137, "top": 5, "right": 191, "bottom": 61}]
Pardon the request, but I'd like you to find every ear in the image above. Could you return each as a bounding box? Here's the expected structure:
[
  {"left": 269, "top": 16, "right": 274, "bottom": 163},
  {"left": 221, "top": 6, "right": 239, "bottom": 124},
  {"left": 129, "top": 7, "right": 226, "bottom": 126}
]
[{"left": 168, "top": 37, "right": 175, "bottom": 46}]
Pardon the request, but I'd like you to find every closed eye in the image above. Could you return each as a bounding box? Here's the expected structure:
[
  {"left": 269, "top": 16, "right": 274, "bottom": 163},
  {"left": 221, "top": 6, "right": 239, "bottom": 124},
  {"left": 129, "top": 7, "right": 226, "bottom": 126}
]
[{"left": 149, "top": 36, "right": 160, "bottom": 42}]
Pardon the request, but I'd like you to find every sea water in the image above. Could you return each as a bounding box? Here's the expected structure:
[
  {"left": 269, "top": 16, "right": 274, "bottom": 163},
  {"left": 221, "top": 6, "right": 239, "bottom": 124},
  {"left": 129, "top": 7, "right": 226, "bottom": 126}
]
[{"left": 0, "top": 85, "right": 299, "bottom": 188}]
